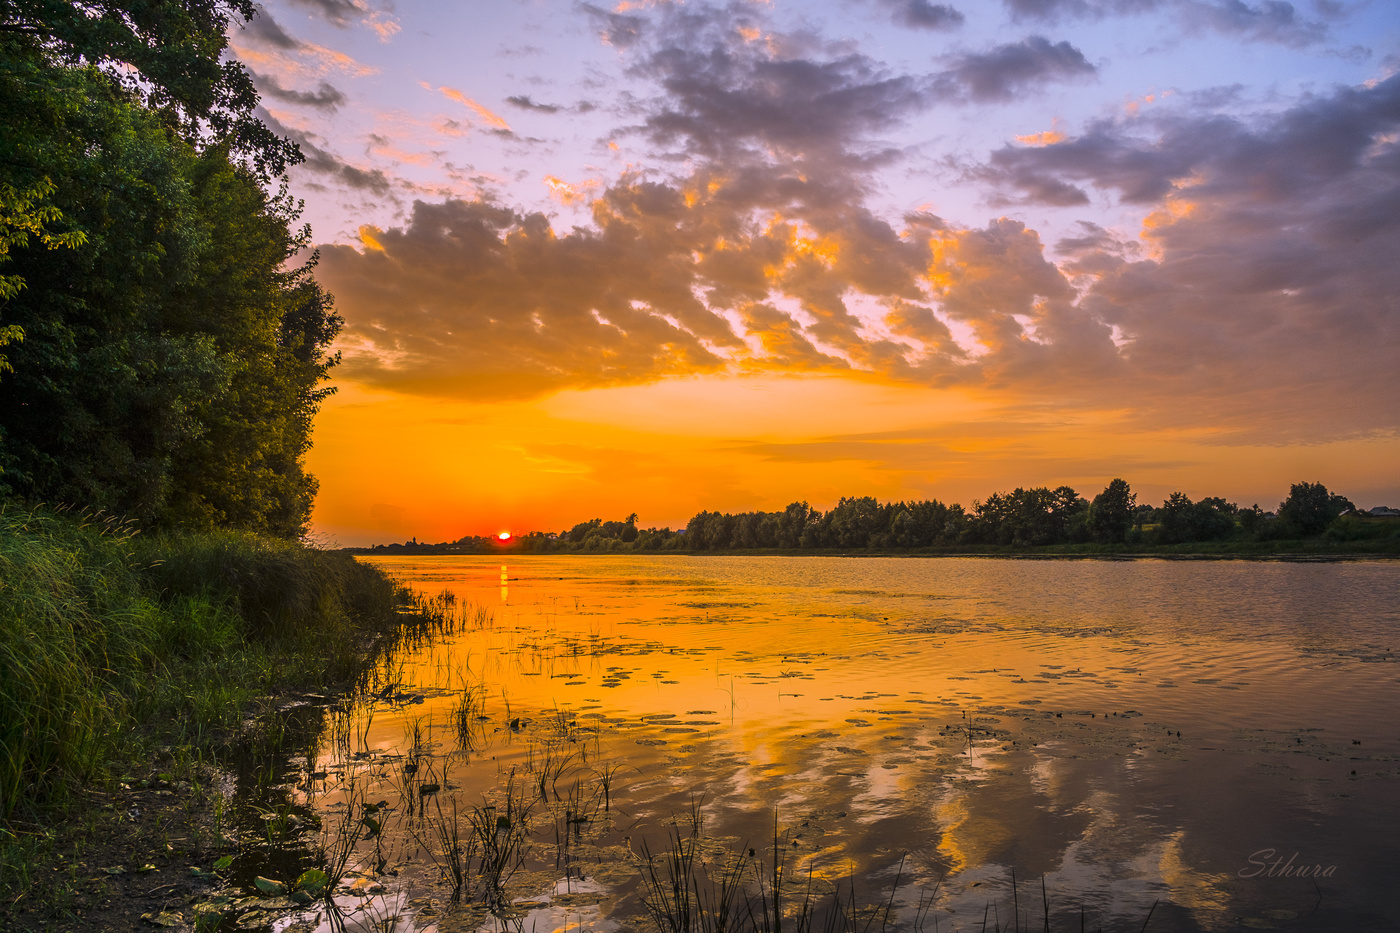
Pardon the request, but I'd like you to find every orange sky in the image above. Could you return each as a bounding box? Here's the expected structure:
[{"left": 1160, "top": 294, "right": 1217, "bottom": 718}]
[{"left": 307, "top": 376, "right": 1400, "bottom": 546}]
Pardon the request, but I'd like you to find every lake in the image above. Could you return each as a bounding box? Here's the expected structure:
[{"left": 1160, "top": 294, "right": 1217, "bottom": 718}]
[{"left": 271, "top": 555, "right": 1400, "bottom": 932}]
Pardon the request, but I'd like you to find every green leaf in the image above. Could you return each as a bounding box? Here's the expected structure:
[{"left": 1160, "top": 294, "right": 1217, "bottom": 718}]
[
  {"left": 141, "top": 910, "right": 182, "bottom": 927},
  {"left": 212, "top": 855, "right": 234, "bottom": 871},
  {"left": 294, "top": 868, "right": 327, "bottom": 894},
  {"left": 253, "top": 875, "right": 286, "bottom": 895}
]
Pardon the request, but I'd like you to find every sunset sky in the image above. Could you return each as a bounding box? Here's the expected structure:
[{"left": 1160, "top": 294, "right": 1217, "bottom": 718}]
[{"left": 232, "top": 0, "right": 1400, "bottom": 545}]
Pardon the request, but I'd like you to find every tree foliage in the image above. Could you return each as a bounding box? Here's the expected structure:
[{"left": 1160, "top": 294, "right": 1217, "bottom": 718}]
[
  {"left": 367, "top": 474, "right": 1372, "bottom": 555},
  {"left": 0, "top": 0, "right": 298, "bottom": 178},
  {"left": 1089, "top": 478, "right": 1135, "bottom": 544},
  {"left": 1277, "top": 482, "right": 1354, "bottom": 537},
  {"left": 0, "top": 21, "right": 336, "bottom": 536}
]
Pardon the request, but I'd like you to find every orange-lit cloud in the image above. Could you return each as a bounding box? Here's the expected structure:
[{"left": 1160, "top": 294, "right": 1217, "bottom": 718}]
[
  {"left": 543, "top": 175, "right": 600, "bottom": 206},
  {"left": 231, "top": 8, "right": 379, "bottom": 80},
  {"left": 431, "top": 85, "right": 512, "bottom": 130},
  {"left": 1015, "top": 118, "right": 1066, "bottom": 146}
]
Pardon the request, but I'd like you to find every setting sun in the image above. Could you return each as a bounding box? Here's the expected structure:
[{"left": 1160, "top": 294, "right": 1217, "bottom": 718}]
[{"left": 497, "top": 531, "right": 511, "bottom": 540}]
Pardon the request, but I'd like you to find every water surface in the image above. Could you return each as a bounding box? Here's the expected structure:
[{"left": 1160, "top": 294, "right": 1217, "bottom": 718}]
[{"left": 287, "top": 556, "right": 1400, "bottom": 932}]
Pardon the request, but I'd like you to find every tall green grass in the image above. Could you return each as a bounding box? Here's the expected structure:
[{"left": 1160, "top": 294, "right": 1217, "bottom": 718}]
[{"left": 0, "top": 505, "right": 411, "bottom": 822}]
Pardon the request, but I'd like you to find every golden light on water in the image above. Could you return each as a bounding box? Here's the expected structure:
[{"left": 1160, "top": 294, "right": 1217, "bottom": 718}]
[{"left": 325, "top": 553, "right": 1399, "bottom": 928}]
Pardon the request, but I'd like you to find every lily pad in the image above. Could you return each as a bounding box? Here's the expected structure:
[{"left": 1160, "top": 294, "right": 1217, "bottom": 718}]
[
  {"left": 141, "top": 910, "right": 182, "bottom": 927},
  {"left": 254, "top": 875, "right": 287, "bottom": 895},
  {"left": 213, "top": 855, "right": 235, "bottom": 871},
  {"left": 295, "top": 868, "right": 328, "bottom": 894}
]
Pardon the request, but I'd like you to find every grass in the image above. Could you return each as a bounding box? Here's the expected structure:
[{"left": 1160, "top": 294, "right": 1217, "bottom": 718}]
[
  {"left": 637, "top": 813, "right": 1166, "bottom": 933},
  {"left": 0, "top": 502, "right": 431, "bottom": 833}
]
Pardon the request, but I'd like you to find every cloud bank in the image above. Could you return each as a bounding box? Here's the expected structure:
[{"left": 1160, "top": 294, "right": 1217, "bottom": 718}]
[{"left": 299, "top": 1, "right": 1398, "bottom": 445}]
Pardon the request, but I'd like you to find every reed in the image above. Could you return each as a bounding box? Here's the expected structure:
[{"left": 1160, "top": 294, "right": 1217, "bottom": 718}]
[{"left": 0, "top": 504, "right": 441, "bottom": 822}]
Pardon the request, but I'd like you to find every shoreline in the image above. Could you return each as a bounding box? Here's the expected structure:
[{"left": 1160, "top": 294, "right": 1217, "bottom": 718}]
[
  {"left": 347, "top": 542, "right": 1400, "bottom": 561},
  {"left": 0, "top": 509, "right": 449, "bottom": 932}
]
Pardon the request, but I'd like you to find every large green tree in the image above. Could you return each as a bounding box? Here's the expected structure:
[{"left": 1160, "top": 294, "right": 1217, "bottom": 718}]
[
  {"left": 1277, "top": 482, "right": 1354, "bottom": 537},
  {"left": 0, "top": 0, "right": 297, "bottom": 178},
  {"left": 1089, "top": 478, "right": 1135, "bottom": 544},
  {"left": 0, "top": 18, "right": 338, "bottom": 536}
]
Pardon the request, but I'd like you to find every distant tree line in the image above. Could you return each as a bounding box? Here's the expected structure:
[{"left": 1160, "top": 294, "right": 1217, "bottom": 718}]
[{"left": 362, "top": 479, "right": 1397, "bottom": 554}]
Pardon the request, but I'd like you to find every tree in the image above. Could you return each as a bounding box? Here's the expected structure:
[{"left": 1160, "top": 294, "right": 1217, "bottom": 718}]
[
  {"left": 1154, "top": 492, "right": 1235, "bottom": 544},
  {"left": 0, "top": 52, "right": 337, "bottom": 534},
  {"left": 1277, "top": 482, "right": 1354, "bottom": 536},
  {"left": 0, "top": 0, "right": 298, "bottom": 178},
  {"left": 827, "top": 496, "right": 882, "bottom": 548},
  {"left": 777, "top": 501, "right": 813, "bottom": 548},
  {"left": 1089, "top": 478, "right": 1135, "bottom": 544},
  {"left": 969, "top": 486, "right": 1084, "bottom": 546}
]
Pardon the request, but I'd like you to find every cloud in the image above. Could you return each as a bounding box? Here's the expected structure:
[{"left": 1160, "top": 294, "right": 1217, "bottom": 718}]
[
  {"left": 245, "top": 5, "right": 304, "bottom": 49},
  {"left": 251, "top": 71, "right": 346, "bottom": 110},
  {"left": 310, "top": 2, "right": 1399, "bottom": 444},
  {"left": 310, "top": 4, "right": 1112, "bottom": 401},
  {"left": 287, "top": 0, "right": 366, "bottom": 26},
  {"left": 627, "top": 8, "right": 930, "bottom": 176},
  {"left": 260, "top": 109, "right": 394, "bottom": 194},
  {"left": 506, "top": 95, "right": 563, "bottom": 113},
  {"left": 582, "top": 2, "right": 647, "bottom": 48},
  {"left": 988, "top": 73, "right": 1400, "bottom": 438},
  {"left": 284, "top": 0, "right": 401, "bottom": 39},
  {"left": 317, "top": 195, "right": 738, "bottom": 397},
  {"left": 313, "top": 163, "right": 1101, "bottom": 402},
  {"left": 235, "top": 5, "right": 379, "bottom": 78},
  {"left": 1177, "top": 0, "right": 1327, "bottom": 47},
  {"left": 985, "top": 73, "right": 1400, "bottom": 206},
  {"left": 431, "top": 86, "right": 513, "bottom": 130},
  {"left": 876, "top": 0, "right": 966, "bottom": 30},
  {"left": 1003, "top": 0, "right": 1161, "bottom": 21},
  {"left": 930, "top": 37, "right": 1097, "bottom": 103},
  {"left": 1003, "top": 0, "right": 1330, "bottom": 47}
]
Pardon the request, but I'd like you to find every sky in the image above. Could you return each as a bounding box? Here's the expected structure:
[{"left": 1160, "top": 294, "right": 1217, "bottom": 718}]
[{"left": 229, "top": 0, "right": 1400, "bottom": 545}]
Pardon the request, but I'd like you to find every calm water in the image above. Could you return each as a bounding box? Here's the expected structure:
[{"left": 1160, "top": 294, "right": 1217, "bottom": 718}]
[{"left": 281, "top": 556, "right": 1400, "bottom": 932}]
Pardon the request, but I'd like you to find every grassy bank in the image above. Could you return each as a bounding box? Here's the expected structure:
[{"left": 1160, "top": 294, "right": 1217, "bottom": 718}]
[{"left": 0, "top": 504, "right": 424, "bottom": 826}]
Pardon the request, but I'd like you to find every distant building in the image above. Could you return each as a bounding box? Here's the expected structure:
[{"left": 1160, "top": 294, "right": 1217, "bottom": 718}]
[{"left": 1368, "top": 506, "right": 1400, "bottom": 518}]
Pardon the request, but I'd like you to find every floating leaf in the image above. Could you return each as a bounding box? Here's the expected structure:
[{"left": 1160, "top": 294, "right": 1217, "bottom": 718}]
[
  {"left": 213, "top": 855, "right": 234, "bottom": 871},
  {"left": 137, "top": 863, "right": 158, "bottom": 873},
  {"left": 141, "top": 910, "right": 182, "bottom": 927},
  {"left": 254, "top": 875, "right": 286, "bottom": 895},
  {"left": 103, "top": 866, "right": 126, "bottom": 875},
  {"left": 290, "top": 890, "right": 313, "bottom": 906},
  {"left": 418, "top": 783, "right": 440, "bottom": 796},
  {"left": 295, "top": 868, "right": 327, "bottom": 894},
  {"left": 346, "top": 876, "right": 385, "bottom": 896}
]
